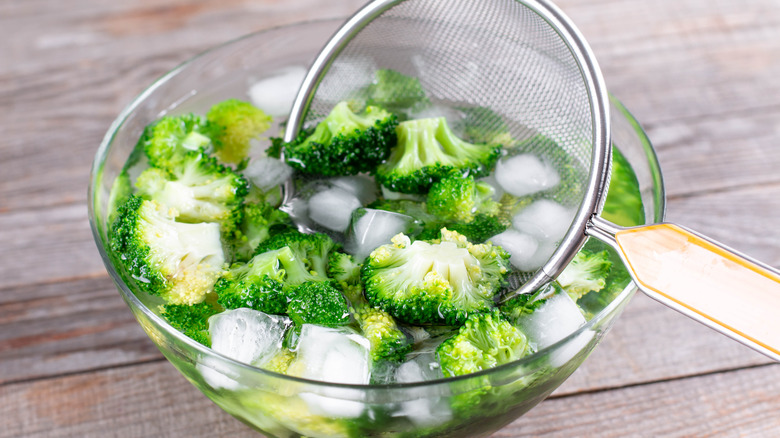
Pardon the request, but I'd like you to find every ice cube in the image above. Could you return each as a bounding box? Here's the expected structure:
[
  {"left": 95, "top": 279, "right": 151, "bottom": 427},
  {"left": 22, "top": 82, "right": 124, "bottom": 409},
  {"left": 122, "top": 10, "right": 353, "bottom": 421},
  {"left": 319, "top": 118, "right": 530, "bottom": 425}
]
[
  {"left": 329, "top": 175, "right": 378, "bottom": 205},
  {"left": 307, "top": 187, "right": 363, "bottom": 232},
  {"left": 248, "top": 66, "right": 307, "bottom": 117},
  {"left": 512, "top": 199, "right": 575, "bottom": 243},
  {"left": 393, "top": 353, "right": 451, "bottom": 427},
  {"left": 345, "top": 208, "right": 415, "bottom": 260},
  {"left": 495, "top": 154, "right": 560, "bottom": 197},
  {"left": 242, "top": 156, "right": 293, "bottom": 193},
  {"left": 199, "top": 309, "right": 290, "bottom": 390},
  {"left": 516, "top": 290, "right": 593, "bottom": 367},
  {"left": 488, "top": 230, "right": 540, "bottom": 271},
  {"left": 290, "top": 325, "right": 371, "bottom": 418},
  {"left": 209, "top": 309, "right": 290, "bottom": 367}
]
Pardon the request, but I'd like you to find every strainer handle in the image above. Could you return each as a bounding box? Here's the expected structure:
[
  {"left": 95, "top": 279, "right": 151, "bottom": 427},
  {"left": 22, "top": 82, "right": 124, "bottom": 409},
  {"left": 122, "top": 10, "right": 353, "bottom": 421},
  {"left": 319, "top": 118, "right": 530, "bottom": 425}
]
[{"left": 588, "top": 216, "right": 780, "bottom": 362}]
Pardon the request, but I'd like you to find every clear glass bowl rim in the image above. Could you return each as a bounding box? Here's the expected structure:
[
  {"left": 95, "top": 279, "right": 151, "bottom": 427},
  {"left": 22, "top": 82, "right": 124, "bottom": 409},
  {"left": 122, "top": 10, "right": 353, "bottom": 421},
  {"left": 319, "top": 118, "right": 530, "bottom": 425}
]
[{"left": 87, "top": 18, "right": 667, "bottom": 391}]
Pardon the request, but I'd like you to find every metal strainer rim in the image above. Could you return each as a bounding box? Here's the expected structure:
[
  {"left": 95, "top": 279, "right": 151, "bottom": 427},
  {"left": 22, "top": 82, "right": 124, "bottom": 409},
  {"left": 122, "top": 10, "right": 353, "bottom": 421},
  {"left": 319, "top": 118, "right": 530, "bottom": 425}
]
[{"left": 284, "top": 0, "right": 612, "bottom": 297}]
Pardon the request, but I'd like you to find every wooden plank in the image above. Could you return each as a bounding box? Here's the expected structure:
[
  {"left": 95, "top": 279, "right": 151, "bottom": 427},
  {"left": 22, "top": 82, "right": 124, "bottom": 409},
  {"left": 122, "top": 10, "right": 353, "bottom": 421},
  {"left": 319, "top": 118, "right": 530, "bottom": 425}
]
[
  {"left": 0, "top": 203, "right": 105, "bottom": 290},
  {"left": 0, "top": 361, "right": 255, "bottom": 438},
  {"left": 0, "top": 275, "right": 161, "bottom": 385},
  {"left": 501, "top": 363, "right": 780, "bottom": 437}
]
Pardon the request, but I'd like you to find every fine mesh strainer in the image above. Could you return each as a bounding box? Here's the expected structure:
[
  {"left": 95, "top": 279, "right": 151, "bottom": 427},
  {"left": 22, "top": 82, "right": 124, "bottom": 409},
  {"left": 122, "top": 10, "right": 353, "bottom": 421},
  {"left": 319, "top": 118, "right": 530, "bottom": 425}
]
[{"left": 284, "top": 0, "right": 780, "bottom": 361}]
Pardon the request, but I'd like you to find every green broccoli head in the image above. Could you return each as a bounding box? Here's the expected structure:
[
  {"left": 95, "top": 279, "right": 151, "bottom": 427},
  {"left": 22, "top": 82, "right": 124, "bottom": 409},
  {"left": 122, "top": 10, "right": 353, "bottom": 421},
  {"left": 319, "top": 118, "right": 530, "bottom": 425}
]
[
  {"left": 436, "top": 309, "right": 531, "bottom": 378},
  {"left": 231, "top": 201, "right": 292, "bottom": 262},
  {"left": 361, "top": 69, "right": 430, "bottom": 120},
  {"left": 253, "top": 230, "right": 339, "bottom": 281},
  {"left": 206, "top": 99, "right": 272, "bottom": 165},
  {"left": 140, "top": 113, "right": 212, "bottom": 170},
  {"left": 361, "top": 229, "right": 510, "bottom": 326},
  {"left": 109, "top": 196, "right": 225, "bottom": 305},
  {"left": 160, "top": 300, "right": 222, "bottom": 346},
  {"left": 557, "top": 249, "right": 612, "bottom": 302},
  {"left": 456, "top": 106, "right": 516, "bottom": 147},
  {"left": 280, "top": 101, "right": 398, "bottom": 176},
  {"left": 328, "top": 251, "right": 362, "bottom": 290},
  {"left": 354, "top": 306, "right": 411, "bottom": 364},
  {"left": 135, "top": 149, "right": 248, "bottom": 235},
  {"left": 214, "top": 247, "right": 303, "bottom": 315},
  {"left": 427, "top": 175, "right": 500, "bottom": 223},
  {"left": 375, "top": 117, "right": 503, "bottom": 194},
  {"left": 286, "top": 281, "right": 351, "bottom": 328}
]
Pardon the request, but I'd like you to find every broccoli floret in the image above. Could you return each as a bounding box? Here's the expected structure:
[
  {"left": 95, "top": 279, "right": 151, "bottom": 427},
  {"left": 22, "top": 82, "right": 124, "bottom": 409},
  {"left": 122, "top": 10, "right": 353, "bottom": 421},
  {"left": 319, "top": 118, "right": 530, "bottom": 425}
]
[
  {"left": 361, "top": 69, "right": 430, "bottom": 120},
  {"left": 375, "top": 117, "right": 502, "bottom": 194},
  {"left": 361, "top": 229, "right": 510, "bottom": 326},
  {"left": 327, "top": 252, "right": 412, "bottom": 364},
  {"left": 499, "top": 281, "right": 559, "bottom": 324},
  {"left": 206, "top": 99, "right": 272, "bottom": 165},
  {"left": 214, "top": 247, "right": 309, "bottom": 314},
  {"left": 279, "top": 101, "right": 398, "bottom": 176},
  {"left": 286, "top": 281, "right": 351, "bottom": 328},
  {"left": 139, "top": 113, "right": 212, "bottom": 170},
  {"left": 231, "top": 201, "right": 292, "bottom": 262},
  {"left": 427, "top": 175, "right": 500, "bottom": 223},
  {"left": 602, "top": 147, "right": 645, "bottom": 227},
  {"left": 444, "top": 215, "right": 510, "bottom": 244},
  {"left": 135, "top": 150, "right": 248, "bottom": 235},
  {"left": 262, "top": 348, "right": 296, "bottom": 374},
  {"left": 253, "top": 230, "right": 338, "bottom": 280},
  {"left": 160, "top": 301, "right": 222, "bottom": 346},
  {"left": 455, "top": 106, "right": 516, "bottom": 147},
  {"left": 109, "top": 196, "right": 225, "bottom": 305},
  {"left": 436, "top": 309, "right": 531, "bottom": 377},
  {"left": 557, "top": 249, "right": 612, "bottom": 302}
]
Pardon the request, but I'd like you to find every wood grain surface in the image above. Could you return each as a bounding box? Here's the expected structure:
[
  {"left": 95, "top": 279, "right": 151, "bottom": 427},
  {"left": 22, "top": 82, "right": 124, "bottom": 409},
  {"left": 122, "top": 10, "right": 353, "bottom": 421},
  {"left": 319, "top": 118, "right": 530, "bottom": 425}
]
[{"left": 2, "top": 0, "right": 780, "bottom": 436}]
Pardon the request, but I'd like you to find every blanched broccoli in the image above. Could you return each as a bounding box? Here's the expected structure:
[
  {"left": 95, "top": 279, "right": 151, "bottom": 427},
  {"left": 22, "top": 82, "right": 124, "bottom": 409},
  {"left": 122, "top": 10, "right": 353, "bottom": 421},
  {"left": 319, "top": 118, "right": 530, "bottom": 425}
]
[
  {"left": 328, "top": 252, "right": 412, "bottom": 364},
  {"left": 286, "top": 281, "right": 351, "bottom": 328},
  {"left": 456, "top": 106, "right": 516, "bottom": 147},
  {"left": 110, "top": 196, "right": 225, "bottom": 305},
  {"left": 499, "top": 281, "right": 558, "bottom": 324},
  {"left": 139, "top": 113, "right": 212, "bottom": 170},
  {"left": 253, "top": 230, "right": 339, "bottom": 280},
  {"left": 231, "top": 201, "right": 292, "bottom": 262},
  {"left": 427, "top": 175, "right": 500, "bottom": 224},
  {"left": 214, "top": 247, "right": 306, "bottom": 315},
  {"left": 436, "top": 309, "right": 531, "bottom": 377},
  {"left": 161, "top": 300, "right": 222, "bottom": 346},
  {"left": 557, "top": 249, "right": 612, "bottom": 302},
  {"left": 134, "top": 149, "right": 248, "bottom": 235},
  {"left": 361, "top": 69, "right": 430, "bottom": 120},
  {"left": 206, "top": 99, "right": 272, "bottom": 165},
  {"left": 375, "top": 117, "right": 502, "bottom": 194},
  {"left": 278, "top": 101, "right": 398, "bottom": 176},
  {"left": 361, "top": 229, "right": 511, "bottom": 326}
]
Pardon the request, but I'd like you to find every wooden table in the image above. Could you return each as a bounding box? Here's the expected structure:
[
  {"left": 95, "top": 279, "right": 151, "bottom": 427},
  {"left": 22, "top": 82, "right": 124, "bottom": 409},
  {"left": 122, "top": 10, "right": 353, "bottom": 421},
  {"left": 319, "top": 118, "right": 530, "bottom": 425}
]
[{"left": 2, "top": 0, "right": 780, "bottom": 436}]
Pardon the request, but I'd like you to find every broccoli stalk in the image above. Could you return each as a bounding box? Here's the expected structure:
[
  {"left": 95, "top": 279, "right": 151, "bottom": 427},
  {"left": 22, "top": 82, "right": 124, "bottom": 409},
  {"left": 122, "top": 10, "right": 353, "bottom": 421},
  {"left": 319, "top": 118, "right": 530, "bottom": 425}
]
[
  {"left": 206, "top": 99, "right": 272, "bottom": 165},
  {"left": 109, "top": 196, "right": 226, "bottom": 305},
  {"left": 375, "top": 117, "right": 502, "bottom": 194},
  {"left": 278, "top": 101, "right": 398, "bottom": 176},
  {"left": 328, "top": 252, "right": 412, "bottom": 364},
  {"left": 361, "top": 229, "right": 510, "bottom": 326}
]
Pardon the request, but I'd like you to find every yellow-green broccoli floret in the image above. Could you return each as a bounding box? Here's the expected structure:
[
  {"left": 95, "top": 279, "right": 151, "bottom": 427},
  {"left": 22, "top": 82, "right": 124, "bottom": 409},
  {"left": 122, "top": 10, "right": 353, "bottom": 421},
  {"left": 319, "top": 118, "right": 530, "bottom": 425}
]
[
  {"left": 375, "top": 117, "right": 502, "bottom": 194},
  {"left": 436, "top": 309, "right": 531, "bottom": 377},
  {"left": 109, "top": 196, "right": 225, "bottom": 305},
  {"left": 253, "top": 230, "right": 338, "bottom": 280},
  {"left": 231, "top": 201, "right": 292, "bottom": 262},
  {"left": 134, "top": 150, "right": 248, "bottom": 236},
  {"left": 557, "top": 249, "right": 612, "bottom": 302},
  {"left": 139, "top": 113, "right": 212, "bottom": 171},
  {"left": 275, "top": 101, "right": 398, "bottom": 176},
  {"left": 361, "top": 229, "right": 510, "bottom": 326},
  {"left": 206, "top": 99, "right": 272, "bottom": 165}
]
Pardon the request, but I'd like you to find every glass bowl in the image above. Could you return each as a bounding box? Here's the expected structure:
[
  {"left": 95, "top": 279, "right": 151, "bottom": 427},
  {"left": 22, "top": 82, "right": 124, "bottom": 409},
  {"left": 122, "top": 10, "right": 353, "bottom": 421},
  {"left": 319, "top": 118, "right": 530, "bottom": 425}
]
[{"left": 88, "top": 19, "right": 665, "bottom": 438}]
